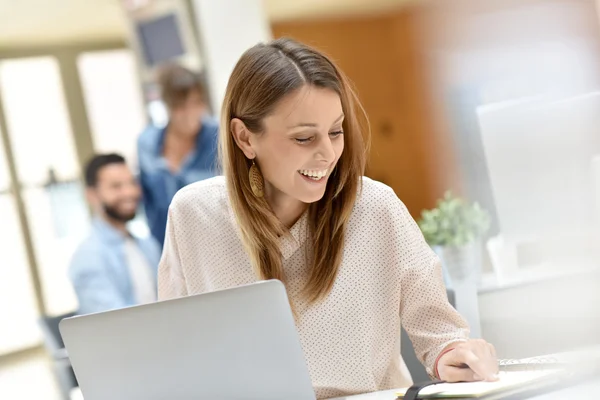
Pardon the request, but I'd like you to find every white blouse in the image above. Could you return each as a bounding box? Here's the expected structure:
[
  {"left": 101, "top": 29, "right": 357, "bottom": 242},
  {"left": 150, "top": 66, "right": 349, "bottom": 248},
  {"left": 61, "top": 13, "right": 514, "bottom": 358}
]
[{"left": 158, "top": 176, "right": 469, "bottom": 399}]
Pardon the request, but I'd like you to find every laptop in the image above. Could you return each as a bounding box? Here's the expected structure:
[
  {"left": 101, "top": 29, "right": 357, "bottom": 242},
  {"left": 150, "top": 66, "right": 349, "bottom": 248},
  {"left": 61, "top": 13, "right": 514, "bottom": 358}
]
[{"left": 60, "top": 280, "right": 316, "bottom": 400}]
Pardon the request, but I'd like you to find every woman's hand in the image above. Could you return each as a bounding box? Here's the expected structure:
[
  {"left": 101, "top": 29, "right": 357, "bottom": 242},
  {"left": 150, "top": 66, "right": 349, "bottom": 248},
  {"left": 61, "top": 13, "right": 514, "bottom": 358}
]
[{"left": 436, "top": 339, "right": 499, "bottom": 382}]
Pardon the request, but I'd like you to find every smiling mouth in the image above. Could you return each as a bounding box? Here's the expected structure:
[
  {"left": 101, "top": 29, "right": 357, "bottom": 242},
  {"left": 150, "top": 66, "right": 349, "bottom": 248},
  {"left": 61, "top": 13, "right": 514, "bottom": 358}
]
[{"left": 298, "top": 168, "right": 329, "bottom": 181}]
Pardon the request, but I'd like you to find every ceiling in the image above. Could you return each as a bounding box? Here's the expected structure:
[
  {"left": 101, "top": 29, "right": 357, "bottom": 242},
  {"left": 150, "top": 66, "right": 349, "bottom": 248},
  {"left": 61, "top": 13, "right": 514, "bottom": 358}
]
[
  {"left": 0, "top": 0, "right": 128, "bottom": 48},
  {"left": 265, "top": 0, "right": 413, "bottom": 21},
  {"left": 0, "top": 0, "right": 413, "bottom": 49}
]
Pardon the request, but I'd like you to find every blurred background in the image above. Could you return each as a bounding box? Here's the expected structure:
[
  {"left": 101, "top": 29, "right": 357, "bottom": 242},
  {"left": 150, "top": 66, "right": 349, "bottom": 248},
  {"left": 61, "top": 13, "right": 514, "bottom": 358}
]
[{"left": 0, "top": 0, "right": 599, "bottom": 398}]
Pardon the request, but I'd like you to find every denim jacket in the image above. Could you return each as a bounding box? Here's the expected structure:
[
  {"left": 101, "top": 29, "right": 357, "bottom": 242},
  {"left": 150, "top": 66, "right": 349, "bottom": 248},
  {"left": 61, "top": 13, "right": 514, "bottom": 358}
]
[{"left": 137, "top": 117, "right": 219, "bottom": 246}]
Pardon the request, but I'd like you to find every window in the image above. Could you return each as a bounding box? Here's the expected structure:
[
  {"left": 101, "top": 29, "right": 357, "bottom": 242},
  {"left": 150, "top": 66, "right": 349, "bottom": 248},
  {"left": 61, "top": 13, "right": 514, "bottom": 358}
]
[
  {"left": 0, "top": 129, "right": 41, "bottom": 355},
  {"left": 0, "top": 57, "right": 85, "bottom": 317},
  {"left": 78, "top": 50, "right": 147, "bottom": 169}
]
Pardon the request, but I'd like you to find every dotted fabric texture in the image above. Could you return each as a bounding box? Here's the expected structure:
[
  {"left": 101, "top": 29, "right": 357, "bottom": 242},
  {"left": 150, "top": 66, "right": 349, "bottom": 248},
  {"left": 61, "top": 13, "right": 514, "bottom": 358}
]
[{"left": 158, "top": 176, "right": 469, "bottom": 399}]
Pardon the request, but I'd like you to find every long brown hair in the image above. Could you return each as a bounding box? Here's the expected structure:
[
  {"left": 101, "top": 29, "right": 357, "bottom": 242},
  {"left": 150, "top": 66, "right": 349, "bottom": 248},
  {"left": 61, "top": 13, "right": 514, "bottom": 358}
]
[{"left": 220, "top": 38, "right": 369, "bottom": 303}]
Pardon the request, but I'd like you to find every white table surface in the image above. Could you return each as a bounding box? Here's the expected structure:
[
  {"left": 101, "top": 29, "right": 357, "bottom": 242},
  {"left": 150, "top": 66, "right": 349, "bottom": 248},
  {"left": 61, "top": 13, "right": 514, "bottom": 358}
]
[
  {"left": 70, "top": 388, "right": 83, "bottom": 400},
  {"left": 70, "top": 387, "right": 399, "bottom": 400},
  {"left": 329, "top": 389, "right": 399, "bottom": 399}
]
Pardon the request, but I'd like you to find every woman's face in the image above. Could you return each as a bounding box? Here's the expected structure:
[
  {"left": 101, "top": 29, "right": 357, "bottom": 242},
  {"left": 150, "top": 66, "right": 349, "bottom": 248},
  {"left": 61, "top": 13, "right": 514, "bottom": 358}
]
[
  {"left": 169, "top": 90, "right": 206, "bottom": 137},
  {"left": 244, "top": 85, "right": 345, "bottom": 206}
]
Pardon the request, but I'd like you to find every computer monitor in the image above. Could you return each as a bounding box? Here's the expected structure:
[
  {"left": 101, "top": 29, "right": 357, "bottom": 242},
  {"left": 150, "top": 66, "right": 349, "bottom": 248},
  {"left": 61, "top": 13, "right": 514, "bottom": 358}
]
[
  {"left": 122, "top": 0, "right": 203, "bottom": 83},
  {"left": 136, "top": 13, "right": 186, "bottom": 68},
  {"left": 477, "top": 93, "right": 600, "bottom": 268}
]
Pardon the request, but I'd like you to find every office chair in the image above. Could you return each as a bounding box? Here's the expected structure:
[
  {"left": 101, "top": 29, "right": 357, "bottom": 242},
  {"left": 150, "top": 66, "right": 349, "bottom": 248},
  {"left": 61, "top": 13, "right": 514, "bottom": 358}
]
[
  {"left": 400, "top": 289, "right": 456, "bottom": 382},
  {"left": 38, "top": 312, "right": 78, "bottom": 400}
]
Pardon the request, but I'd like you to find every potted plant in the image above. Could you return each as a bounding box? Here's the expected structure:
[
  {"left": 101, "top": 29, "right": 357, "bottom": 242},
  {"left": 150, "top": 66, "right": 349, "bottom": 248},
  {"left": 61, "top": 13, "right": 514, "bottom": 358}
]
[{"left": 418, "top": 191, "right": 491, "bottom": 284}]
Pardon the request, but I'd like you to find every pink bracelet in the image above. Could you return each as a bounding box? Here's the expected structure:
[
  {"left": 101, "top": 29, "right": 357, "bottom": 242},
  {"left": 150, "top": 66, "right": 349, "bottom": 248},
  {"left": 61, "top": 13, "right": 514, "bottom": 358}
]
[{"left": 434, "top": 347, "right": 456, "bottom": 379}]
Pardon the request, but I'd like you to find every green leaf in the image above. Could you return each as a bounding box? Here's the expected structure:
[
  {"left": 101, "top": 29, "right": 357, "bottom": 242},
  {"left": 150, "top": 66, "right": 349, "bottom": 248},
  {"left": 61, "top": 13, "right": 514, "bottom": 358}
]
[{"left": 417, "top": 191, "right": 491, "bottom": 246}]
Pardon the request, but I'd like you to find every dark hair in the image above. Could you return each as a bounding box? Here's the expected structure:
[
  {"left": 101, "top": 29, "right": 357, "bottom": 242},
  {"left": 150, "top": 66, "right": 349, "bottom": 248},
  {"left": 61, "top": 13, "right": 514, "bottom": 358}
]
[
  {"left": 84, "top": 153, "right": 126, "bottom": 188},
  {"left": 157, "top": 63, "right": 206, "bottom": 110}
]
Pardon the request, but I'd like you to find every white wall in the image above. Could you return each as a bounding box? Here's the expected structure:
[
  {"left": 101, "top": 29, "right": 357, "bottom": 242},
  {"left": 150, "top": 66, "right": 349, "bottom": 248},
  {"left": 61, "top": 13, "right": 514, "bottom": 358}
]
[
  {"left": 479, "top": 270, "right": 600, "bottom": 358},
  {"left": 191, "top": 0, "right": 272, "bottom": 115}
]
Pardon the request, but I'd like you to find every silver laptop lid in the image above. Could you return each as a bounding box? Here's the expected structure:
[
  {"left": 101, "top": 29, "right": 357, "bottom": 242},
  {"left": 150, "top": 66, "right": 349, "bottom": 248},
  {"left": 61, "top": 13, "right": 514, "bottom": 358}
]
[{"left": 60, "top": 280, "right": 316, "bottom": 400}]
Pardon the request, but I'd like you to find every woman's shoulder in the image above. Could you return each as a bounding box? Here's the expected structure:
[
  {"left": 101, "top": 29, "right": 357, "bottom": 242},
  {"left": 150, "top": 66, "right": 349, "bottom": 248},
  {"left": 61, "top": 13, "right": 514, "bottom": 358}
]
[
  {"left": 353, "top": 176, "right": 413, "bottom": 224},
  {"left": 357, "top": 176, "right": 402, "bottom": 208},
  {"left": 169, "top": 176, "right": 229, "bottom": 219}
]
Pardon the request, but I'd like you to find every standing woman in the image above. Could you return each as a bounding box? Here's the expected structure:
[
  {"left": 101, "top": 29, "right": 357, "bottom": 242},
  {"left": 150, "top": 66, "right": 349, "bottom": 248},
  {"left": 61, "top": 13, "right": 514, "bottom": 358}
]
[
  {"left": 158, "top": 38, "right": 497, "bottom": 399},
  {"left": 138, "top": 64, "right": 219, "bottom": 247}
]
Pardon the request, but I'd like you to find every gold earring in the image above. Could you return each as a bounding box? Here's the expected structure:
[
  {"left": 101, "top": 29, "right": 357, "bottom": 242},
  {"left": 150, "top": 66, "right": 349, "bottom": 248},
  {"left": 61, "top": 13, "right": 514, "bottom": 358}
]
[{"left": 249, "top": 160, "right": 264, "bottom": 198}]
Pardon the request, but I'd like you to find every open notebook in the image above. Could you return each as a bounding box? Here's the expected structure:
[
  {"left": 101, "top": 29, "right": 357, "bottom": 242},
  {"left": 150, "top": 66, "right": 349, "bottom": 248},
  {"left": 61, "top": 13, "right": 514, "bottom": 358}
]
[{"left": 395, "top": 370, "right": 563, "bottom": 399}]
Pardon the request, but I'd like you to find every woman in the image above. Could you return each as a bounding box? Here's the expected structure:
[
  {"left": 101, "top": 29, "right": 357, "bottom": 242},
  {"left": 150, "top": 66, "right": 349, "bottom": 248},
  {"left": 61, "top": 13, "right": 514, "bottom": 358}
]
[
  {"left": 158, "top": 38, "right": 498, "bottom": 399},
  {"left": 138, "top": 64, "right": 219, "bottom": 247}
]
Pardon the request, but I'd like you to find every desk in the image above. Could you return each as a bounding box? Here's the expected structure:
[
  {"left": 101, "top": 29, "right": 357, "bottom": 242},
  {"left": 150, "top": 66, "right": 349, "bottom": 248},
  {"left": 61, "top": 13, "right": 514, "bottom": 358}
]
[
  {"left": 71, "top": 378, "right": 599, "bottom": 400},
  {"left": 333, "top": 376, "right": 600, "bottom": 399},
  {"left": 71, "top": 387, "right": 404, "bottom": 400},
  {"left": 527, "top": 377, "right": 600, "bottom": 399},
  {"left": 70, "top": 388, "right": 82, "bottom": 400},
  {"left": 69, "top": 347, "right": 600, "bottom": 400},
  {"left": 69, "top": 387, "right": 400, "bottom": 400},
  {"left": 478, "top": 264, "right": 600, "bottom": 294},
  {"left": 70, "top": 387, "right": 401, "bottom": 400},
  {"left": 330, "top": 389, "right": 398, "bottom": 399}
]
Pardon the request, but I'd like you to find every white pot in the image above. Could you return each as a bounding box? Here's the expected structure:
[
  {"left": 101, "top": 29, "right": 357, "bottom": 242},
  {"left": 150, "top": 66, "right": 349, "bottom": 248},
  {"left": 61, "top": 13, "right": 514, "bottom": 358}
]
[{"left": 434, "top": 241, "right": 482, "bottom": 283}]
